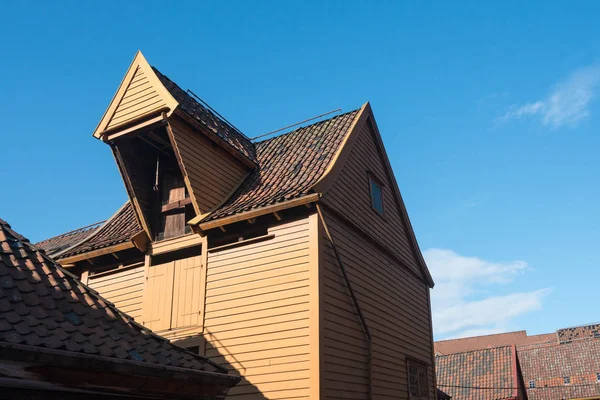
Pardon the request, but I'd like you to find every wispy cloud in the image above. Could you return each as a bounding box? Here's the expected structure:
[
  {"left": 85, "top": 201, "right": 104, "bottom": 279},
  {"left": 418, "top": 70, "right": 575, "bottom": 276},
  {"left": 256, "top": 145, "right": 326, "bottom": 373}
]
[
  {"left": 497, "top": 65, "right": 600, "bottom": 128},
  {"left": 425, "top": 248, "right": 552, "bottom": 339}
]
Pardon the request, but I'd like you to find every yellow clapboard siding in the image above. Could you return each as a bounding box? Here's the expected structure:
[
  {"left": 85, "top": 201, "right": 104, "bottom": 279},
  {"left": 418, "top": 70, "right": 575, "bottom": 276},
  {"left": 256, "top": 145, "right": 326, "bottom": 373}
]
[
  {"left": 205, "top": 217, "right": 312, "bottom": 399},
  {"left": 88, "top": 266, "right": 144, "bottom": 322}
]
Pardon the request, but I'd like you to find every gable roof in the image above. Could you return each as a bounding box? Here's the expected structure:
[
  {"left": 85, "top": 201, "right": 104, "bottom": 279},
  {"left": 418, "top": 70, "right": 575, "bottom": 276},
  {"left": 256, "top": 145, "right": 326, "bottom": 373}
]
[
  {"left": 34, "top": 221, "right": 104, "bottom": 258},
  {"left": 435, "top": 345, "right": 519, "bottom": 400},
  {"left": 0, "top": 217, "right": 239, "bottom": 397},
  {"left": 518, "top": 338, "right": 600, "bottom": 400}
]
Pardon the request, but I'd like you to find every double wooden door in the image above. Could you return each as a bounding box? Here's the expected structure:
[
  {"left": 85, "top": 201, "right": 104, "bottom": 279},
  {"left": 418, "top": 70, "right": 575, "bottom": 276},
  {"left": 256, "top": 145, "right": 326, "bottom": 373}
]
[{"left": 142, "top": 253, "right": 203, "bottom": 331}]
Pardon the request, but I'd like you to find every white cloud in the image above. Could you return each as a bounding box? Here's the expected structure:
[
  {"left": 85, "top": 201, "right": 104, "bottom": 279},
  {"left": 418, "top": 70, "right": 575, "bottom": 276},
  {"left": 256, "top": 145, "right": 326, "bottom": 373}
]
[
  {"left": 497, "top": 65, "right": 600, "bottom": 128},
  {"left": 425, "top": 248, "right": 552, "bottom": 339}
]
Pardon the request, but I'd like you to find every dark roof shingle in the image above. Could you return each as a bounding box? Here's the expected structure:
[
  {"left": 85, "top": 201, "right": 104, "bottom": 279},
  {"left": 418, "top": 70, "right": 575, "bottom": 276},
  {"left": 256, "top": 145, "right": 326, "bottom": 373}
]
[
  {"left": 203, "top": 109, "right": 359, "bottom": 221},
  {"left": 0, "top": 217, "right": 226, "bottom": 373},
  {"left": 58, "top": 202, "right": 142, "bottom": 258},
  {"left": 435, "top": 345, "right": 518, "bottom": 400},
  {"left": 153, "top": 67, "right": 256, "bottom": 164},
  {"left": 35, "top": 221, "right": 103, "bottom": 258}
]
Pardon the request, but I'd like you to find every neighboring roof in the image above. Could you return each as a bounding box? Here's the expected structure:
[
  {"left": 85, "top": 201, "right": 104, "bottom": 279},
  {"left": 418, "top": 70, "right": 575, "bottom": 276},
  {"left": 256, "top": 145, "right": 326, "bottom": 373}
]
[
  {"left": 153, "top": 67, "right": 257, "bottom": 164},
  {"left": 435, "top": 345, "right": 519, "bottom": 400},
  {"left": 34, "top": 221, "right": 104, "bottom": 258},
  {"left": 56, "top": 202, "right": 141, "bottom": 260},
  {"left": 518, "top": 338, "right": 600, "bottom": 400},
  {"left": 557, "top": 322, "right": 600, "bottom": 343},
  {"left": 202, "top": 109, "right": 360, "bottom": 222},
  {"left": 435, "top": 330, "right": 556, "bottom": 355},
  {"left": 0, "top": 217, "right": 238, "bottom": 395}
]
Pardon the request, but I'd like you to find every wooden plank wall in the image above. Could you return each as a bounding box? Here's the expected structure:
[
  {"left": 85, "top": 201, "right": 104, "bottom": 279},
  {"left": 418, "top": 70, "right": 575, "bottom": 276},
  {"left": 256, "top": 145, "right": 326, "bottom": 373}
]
[
  {"left": 204, "top": 218, "right": 314, "bottom": 400},
  {"left": 107, "top": 66, "right": 167, "bottom": 130},
  {"left": 321, "top": 121, "right": 422, "bottom": 277},
  {"left": 169, "top": 118, "right": 248, "bottom": 214},
  {"left": 320, "top": 209, "right": 435, "bottom": 400},
  {"left": 87, "top": 265, "right": 145, "bottom": 321}
]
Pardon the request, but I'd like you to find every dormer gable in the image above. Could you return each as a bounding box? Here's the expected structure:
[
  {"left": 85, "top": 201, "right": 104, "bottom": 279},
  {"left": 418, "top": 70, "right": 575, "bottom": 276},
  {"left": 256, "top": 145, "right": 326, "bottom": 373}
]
[{"left": 94, "top": 52, "right": 253, "bottom": 242}]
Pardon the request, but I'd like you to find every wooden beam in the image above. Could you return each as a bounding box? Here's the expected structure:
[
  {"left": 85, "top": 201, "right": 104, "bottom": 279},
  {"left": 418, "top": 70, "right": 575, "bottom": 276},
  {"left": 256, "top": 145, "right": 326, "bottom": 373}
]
[
  {"left": 273, "top": 212, "right": 282, "bottom": 221},
  {"left": 111, "top": 253, "right": 120, "bottom": 260},
  {"left": 247, "top": 218, "right": 256, "bottom": 224},
  {"left": 59, "top": 241, "right": 135, "bottom": 265},
  {"left": 218, "top": 226, "right": 227, "bottom": 233},
  {"left": 131, "top": 231, "right": 149, "bottom": 252},
  {"left": 198, "top": 193, "right": 320, "bottom": 231}
]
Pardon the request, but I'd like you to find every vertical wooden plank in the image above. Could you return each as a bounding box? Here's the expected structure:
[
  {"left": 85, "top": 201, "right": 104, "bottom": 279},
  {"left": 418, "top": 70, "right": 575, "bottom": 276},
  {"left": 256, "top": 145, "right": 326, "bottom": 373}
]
[{"left": 308, "top": 211, "right": 322, "bottom": 400}]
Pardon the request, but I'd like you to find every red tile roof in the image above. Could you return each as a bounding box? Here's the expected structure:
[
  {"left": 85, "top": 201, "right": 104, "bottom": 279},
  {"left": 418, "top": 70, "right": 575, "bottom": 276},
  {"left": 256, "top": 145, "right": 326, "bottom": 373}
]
[
  {"left": 517, "top": 338, "right": 600, "bottom": 400},
  {"left": 203, "top": 109, "right": 360, "bottom": 221},
  {"left": 34, "top": 221, "right": 104, "bottom": 258},
  {"left": 557, "top": 322, "right": 600, "bottom": 343},
  {"left": 435, "top": 330, "right": 556, "bottom": 355},
  {"left": 0, "top": 217, "right": 237, "bottom": 377},
  {"left": 435, "top": 345, "right": 519, "bottom": 400}
]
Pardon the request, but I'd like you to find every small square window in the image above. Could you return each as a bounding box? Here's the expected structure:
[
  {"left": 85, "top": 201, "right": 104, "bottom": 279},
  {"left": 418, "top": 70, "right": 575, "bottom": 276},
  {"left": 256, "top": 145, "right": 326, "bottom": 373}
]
[
  {"left": 369, "top": 176, "right": 384, "bottom": 215},
  {"left": 596, "top": 372, "right": 600, "bottom": 382},
  {"left": 564, "top": 376, "right": 570, "bottom": 385},
  {"left": 529, "top": 380, "right": 536, "bottom": 388},
  {"left": 407, "top": 361, "right": 428, "bottom": 398}
]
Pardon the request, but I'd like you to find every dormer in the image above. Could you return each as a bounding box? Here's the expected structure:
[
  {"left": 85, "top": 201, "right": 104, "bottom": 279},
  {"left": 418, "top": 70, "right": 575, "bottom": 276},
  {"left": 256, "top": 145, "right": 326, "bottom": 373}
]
[{"left": 93, "top": 51, "right": 254, "bottom": 242}]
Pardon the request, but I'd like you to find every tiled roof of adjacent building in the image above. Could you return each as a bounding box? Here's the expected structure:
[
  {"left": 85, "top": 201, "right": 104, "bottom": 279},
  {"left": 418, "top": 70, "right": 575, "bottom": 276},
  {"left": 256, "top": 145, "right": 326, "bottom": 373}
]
[
  {"left": 517, "top": 338, "right": 600, "bottom": 400},
  {"left": 203, "top": 109, "right": 360, "bottom": 221},
  {"left": 0, "top": 217, "right": 231, "bottom": 375},
  {"left": 34, "top": 221, "right": 104, "bottom": 258},
  {"left": 435, "top": 345, "right": 519, "bottom": 400},
  {"left": 37, "top": 202, "right": 142, "bottom": 260},
  {"left": 153, "top": 67, "right": 257, "bottom": 164},
  {"left": 557, "top": 322, "right": 600, "bottom": 343},
  {"left": 435, "top": 330, "right": 556, "bottom": 355}
]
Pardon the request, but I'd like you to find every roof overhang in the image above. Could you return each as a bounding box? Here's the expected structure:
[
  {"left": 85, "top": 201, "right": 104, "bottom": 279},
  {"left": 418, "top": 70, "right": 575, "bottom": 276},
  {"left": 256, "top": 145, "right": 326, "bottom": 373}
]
[{"left": 0, "top": 342, "right": 239, "bottom": 399}]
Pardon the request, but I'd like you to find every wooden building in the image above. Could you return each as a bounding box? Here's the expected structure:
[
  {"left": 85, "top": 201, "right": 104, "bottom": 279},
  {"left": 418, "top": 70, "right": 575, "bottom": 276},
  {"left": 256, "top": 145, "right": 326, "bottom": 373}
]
[{"left": 37, "top": 51, "right": 437, "bottom": 400}]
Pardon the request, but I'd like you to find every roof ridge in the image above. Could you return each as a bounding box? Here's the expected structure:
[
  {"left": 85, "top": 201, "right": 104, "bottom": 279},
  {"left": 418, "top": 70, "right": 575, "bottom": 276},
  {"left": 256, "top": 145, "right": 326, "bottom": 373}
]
[
  {"left": 36, "top": 220, "right": 105, "bottom": 245},
  {"left": 436, "top": 344, "right": 514, "bottom": 357},
  {"left": 436, "top": 330, "right": 528, "bottom": 343},
  {"left": 256, "top": 108, "right": 361, "bottom": 144}
]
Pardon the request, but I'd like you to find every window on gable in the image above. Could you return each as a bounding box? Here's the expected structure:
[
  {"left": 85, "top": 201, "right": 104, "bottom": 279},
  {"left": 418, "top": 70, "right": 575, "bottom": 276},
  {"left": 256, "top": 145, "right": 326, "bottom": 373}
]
[
  {"left": 407, "top": 361, "right": 429, "bottom": 399},
  {"left": 529, "top": 380, "right": 536, "bottom": 388},
  {"left": 564, "top": 376, "right": 570, "bottom": 385},
  {"left": 369, "top": 175, "right": 384, "bottom": 215}
]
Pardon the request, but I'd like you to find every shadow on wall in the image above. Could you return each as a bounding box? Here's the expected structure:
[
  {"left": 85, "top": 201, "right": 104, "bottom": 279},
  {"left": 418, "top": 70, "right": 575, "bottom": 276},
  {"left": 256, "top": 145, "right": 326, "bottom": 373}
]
[{"left": 202, "top": 332, "right": 267, "bottom": 400}]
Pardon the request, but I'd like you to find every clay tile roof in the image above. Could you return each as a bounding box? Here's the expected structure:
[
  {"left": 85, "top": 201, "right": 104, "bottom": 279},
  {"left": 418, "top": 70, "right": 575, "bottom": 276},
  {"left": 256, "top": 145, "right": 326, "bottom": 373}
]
[
  {"left": 557, "top": 322, "right": 600, "bottom": 343},
  {"left": 435, "top": 345, "right": 519, "bottom": 400},
  {"left": 57, "top": 202, "right": 142, "bottom": 259},
  {"left": 0, "top": 217, "right": 227, "bottom": 374},
  {"left": 203, "top": 108, "right": 360, "bottom": 221},
  {"left": 35, "top": 221, "right": 104, "bottom": 258},
  {"left": 517, "top": 338, "right": 600, "bottom": 400},
  {"left": 435, "top": 330, "right": 556, "bottom": 355},
  {"left": 153, "top": 67, "right": 257, "bottom": 164}
]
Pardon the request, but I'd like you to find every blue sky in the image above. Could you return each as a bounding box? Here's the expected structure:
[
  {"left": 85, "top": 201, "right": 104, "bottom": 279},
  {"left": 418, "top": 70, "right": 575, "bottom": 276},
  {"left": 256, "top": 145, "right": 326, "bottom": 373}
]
[{"left": 2, "top": 1, "right": 599, "bottom": 340}]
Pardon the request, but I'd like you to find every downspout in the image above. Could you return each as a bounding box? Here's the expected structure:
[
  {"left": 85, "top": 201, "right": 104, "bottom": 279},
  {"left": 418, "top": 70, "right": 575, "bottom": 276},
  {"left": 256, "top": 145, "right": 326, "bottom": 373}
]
[{"left": 316, "top": 203, "right": 373, "bottom": 400}]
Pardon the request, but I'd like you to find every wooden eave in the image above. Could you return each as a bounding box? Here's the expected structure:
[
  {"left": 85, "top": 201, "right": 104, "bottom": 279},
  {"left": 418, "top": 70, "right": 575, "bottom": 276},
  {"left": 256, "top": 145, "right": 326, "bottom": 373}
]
[
  {"left": 0, "top": 342, "right": 239, "bottom": 399},
  {"left": 58, "top": 241, "right": 136, "bottom": 265},
  {"left": 92, "top": 51, "right": 179, "bottom": 140},
  {"left": 196, "top": 193, "right": 320, "bottom": 231}
]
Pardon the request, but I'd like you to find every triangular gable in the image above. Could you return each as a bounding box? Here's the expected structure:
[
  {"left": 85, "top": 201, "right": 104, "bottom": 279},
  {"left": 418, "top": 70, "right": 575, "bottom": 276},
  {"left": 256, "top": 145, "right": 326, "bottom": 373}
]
[
  {"left": 92, "top": 51, "right": 178, "bottom": 139},
  {"left": 313, "top": 102, "right": 434, "bottom": 287}
]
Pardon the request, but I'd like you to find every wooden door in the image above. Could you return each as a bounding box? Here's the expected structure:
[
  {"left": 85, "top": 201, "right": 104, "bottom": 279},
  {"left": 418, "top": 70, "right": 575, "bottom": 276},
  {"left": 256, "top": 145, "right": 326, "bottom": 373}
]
[{"left": 142, "top": 251, "right": 203, "bottom": 331}]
